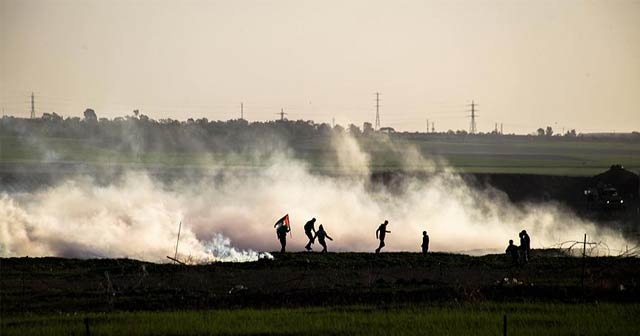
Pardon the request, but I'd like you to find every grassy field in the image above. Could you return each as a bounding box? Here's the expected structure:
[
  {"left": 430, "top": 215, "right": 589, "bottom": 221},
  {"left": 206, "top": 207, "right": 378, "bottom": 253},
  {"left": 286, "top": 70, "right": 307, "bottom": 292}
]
[
  {"left": 1, "top": 134, "right": 639, "bottom": 175},
  {"left": 3, "top": 303, "right": 639, "bottom": 336}
]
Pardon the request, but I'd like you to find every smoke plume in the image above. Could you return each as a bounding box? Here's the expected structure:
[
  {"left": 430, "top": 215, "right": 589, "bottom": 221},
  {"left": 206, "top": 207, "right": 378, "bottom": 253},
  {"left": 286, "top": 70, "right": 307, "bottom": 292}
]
[{"left": 0, "top": 134, "right": 632, "bottom": 262}]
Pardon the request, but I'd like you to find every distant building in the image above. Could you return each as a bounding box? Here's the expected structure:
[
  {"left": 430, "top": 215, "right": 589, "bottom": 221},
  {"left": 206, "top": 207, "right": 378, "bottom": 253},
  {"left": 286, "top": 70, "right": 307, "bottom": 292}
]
[{"left": 379, "top": 127, "right": 395, "bottom": 134}]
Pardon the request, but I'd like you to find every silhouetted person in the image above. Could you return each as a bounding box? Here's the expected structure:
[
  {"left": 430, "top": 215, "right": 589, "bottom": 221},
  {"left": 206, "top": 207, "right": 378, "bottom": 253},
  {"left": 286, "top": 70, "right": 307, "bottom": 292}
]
[
  {"left": 304, "top": 218, "right": 317, "bottom": 251},
  {"left": 314, "top": 224, "right": 333, "bottom": 253},
  {"left": 421, "top": 231, "right": 430, "bottom": 255},
  {"left": 505, "top": 239, "right": 519, "bottom": 265},
  {"left": 375, "top": 220, "right": 391, "bottom": 254},
  {"left": 274, "top": 222, "right": 290, "bottom": 253},
  {"left": 519, "top": 230, "right": 531, "bottom": 263}
]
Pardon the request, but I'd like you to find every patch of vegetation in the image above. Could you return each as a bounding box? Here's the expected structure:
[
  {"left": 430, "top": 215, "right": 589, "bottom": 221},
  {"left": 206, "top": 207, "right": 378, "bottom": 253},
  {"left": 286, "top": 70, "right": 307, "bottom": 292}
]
[{"left": 2, "top": 303, "right": 639, "bottom": 336}]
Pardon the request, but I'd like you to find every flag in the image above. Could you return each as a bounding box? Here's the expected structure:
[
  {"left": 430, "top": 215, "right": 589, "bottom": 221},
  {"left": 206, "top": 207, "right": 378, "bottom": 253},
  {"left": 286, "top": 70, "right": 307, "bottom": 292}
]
[{"left": 274, "top": 214, "right": 290, "bottom": 228}]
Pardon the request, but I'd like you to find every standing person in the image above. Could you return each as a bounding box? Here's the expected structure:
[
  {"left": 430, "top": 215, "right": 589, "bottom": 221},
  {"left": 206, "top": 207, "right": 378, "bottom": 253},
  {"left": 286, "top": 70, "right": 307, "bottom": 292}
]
[
  {"left": 274, "top": 214, "right": 291, "bottom": 253},
  {"left": 304, "top": 218, "right": 317, "bottom": 251},
  {"left": 520, "top": 230, "right": 531, "bottom": 263},
  {"left": 314, "top": 224, "right": 333, "bottom": 253},
  {"left": 421, "top": 231, "right": 430, "bottom": 255},
  {"left": 505, "top": 239, "right": 520, "bottom": 265},
  {"left": 375, "top": 220, "right": 391, "bottom": 254}
]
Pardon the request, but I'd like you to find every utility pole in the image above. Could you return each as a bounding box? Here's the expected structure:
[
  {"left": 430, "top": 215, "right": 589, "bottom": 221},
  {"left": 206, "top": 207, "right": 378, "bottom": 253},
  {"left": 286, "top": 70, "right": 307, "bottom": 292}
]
[
  {"left": 332, "top": 117, "right": 335, "bottom": 128},
  {"left": 277, "top": 108, "right": 287, "bottom": 121},
  {"left": 431, "top": 122, "right": 435, "bottom": 133},
  {"left": 374, "top": 92, "right": 381, "bottom": 130},
  {"left": 468, "top": 100, "right": 478, "bottom": 134},
  {"left": 426, "top": 119, "right": 429, "bottom": 133},
  {"left": 495, "top": 123, "right": 498, "bottom": 134},
  {"left": 240, "top": 102, "right": 244, "bottom": 120},
  {"left": 30, "top": 92, "right": 35, "bottom": 119},
  {"left": 500, "top": 123, "right": 503, "bottom": 135}
]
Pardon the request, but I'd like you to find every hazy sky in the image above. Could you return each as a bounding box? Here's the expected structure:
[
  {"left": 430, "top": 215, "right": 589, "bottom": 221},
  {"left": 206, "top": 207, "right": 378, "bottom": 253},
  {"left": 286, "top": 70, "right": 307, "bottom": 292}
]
[{"left": 1, "top": 0, "right": 639, "bottom": 133}]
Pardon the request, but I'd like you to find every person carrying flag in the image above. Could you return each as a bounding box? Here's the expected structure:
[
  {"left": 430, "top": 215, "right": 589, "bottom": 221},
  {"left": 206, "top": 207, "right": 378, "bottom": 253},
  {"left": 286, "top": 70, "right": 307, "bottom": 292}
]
[{"left": 274, "top": 214, "right": 291, "bottom": 253}]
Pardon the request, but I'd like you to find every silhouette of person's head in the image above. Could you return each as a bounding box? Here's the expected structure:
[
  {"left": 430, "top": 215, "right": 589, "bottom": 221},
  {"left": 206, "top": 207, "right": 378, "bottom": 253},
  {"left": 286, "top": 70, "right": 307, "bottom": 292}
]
[
  {"left": 312, "top": 218, "right": 316, "bottom": 222},
  {"left": 509, "top": 239, "right": 514, "bottom": 245},
  {"left": 384, "top": 220, "right": 388, "bottom": 225},
  {"left": 423, "top": 231, "right": 427, "bottom": 236},
  {"left": 319, "top": 224, "right": 323, "bottom": 230}
]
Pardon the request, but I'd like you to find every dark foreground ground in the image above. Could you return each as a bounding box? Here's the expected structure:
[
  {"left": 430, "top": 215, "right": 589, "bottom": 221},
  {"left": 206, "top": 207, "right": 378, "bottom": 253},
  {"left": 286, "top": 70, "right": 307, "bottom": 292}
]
[
  {"left": 2, "top": 252, "right": 640, "bottom": 335},
  {"left": 2, "top": 251, "right": 639, "bottom": 314}
]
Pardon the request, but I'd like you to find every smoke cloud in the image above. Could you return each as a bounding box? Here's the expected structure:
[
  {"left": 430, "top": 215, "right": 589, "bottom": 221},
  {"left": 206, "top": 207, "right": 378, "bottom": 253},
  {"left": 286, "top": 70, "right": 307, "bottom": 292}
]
[{"left": 0, "top": 134, "right": 632, "bottom": 262}]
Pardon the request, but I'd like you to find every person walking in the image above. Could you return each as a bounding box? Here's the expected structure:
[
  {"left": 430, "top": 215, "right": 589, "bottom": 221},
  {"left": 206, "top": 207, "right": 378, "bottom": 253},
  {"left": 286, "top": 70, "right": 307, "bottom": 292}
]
[
  {"left": 314, "top": 224, "right": 333, "bottom": 253},
  {"left": 375, "top": 220, "right": 391, "bottom": 254},
  {"left": 304, "top": 218, "right": 317, "bottom": 251}
]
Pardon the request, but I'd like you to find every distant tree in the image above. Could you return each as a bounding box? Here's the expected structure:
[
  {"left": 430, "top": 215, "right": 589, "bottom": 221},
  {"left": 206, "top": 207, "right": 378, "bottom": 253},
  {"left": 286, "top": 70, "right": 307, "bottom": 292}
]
[
  {"left": 564, "top": 129, "right": 577, "bottom": 137},
  {"left": 545, "top": 126, "right": 553, "bottom": 136},
  {"left": 42, "top": 112, "right": 63, "bottom": 121},
  {"left": 446, "top": 130, "right": 455, "bottom": 135},
  {"left": 456, "top": 130, "right": 468, "bottom": 136},
  {"left": 317, "top": 123, "right": 331, "bottom": 135},
  {"left": 333, "top": 124, "right": 345, "bottom": 134},
  {"left": 362, "top": 122, "right": 374, "bottom": 135},
  {"left": 348, "top": 124, "right": 362, "bottom": 136},
  {"left": 83, "top": 108, "right": 97, "bottom": 122},
  {"left": 537, "top": 128, "right": 545, "bottom": 136}
]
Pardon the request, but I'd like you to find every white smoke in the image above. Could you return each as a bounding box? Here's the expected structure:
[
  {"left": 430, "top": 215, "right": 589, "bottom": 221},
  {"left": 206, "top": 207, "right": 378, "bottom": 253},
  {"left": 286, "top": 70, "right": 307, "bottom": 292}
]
[{"left": 0, "top": 135, "right": 633, "bottom": 262}]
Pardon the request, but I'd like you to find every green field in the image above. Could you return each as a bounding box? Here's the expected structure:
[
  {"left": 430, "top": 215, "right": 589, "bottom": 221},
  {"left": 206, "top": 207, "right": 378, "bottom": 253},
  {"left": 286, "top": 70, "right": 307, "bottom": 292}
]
[
  {"left": 2, "top": 303, "right": 638, "bottom": 336},
  {"left": 1, "top": 134, "right": 639, "bottom": 175}
]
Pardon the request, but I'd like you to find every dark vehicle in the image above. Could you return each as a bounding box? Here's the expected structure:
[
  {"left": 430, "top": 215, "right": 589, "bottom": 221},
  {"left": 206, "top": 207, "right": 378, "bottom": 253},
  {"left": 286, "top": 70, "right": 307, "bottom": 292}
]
[
  {"left": 585, "top": 185, "right": 625, "bottom": 210},
  {"left": 599, "top": 187, "right": 625, "bottom": 209}
]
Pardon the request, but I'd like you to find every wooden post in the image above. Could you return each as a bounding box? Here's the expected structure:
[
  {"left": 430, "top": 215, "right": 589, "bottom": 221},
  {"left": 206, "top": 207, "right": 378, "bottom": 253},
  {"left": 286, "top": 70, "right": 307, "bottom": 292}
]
[
  {"left": 174, "top": 221, "right": 182, "bottom": 263},
  {"left": 581, "top": 233, "right": 587, "bottom": 290},
  {"left": 503, "top": 314, "right": 507, "bottom": 336},
  {"left": 84, "top": 317, "right": 90, "bottom": 336}
]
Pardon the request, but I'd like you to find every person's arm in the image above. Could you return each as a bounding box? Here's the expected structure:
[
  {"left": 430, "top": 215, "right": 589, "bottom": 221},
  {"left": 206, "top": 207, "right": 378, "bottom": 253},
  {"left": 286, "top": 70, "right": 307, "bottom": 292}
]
[
  {"left": 386, "top": 230, "right": 391, "bottom": 233},
  {"left": 327, "top": 234, "right": 333, "bottom": 241},
  {"left": 376, "top": 228, "right": 379, "bottom": 239}
]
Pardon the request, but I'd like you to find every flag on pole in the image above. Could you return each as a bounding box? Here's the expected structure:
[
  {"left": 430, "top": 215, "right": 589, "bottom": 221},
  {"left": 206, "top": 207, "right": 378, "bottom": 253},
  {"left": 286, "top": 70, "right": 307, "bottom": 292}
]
[
  {"left": 274, "top": 214, "right": 290, "bottom": 228},
  {"left": 274, "top": 214, "right": 291, "bottom": 236}
]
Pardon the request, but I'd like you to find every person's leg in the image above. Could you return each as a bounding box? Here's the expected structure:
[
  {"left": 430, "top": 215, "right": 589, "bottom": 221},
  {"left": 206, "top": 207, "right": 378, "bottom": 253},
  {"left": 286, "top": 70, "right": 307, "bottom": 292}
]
[
  {"left": 305, "top": 231, "right": 313, "bottom": 250},
  {"left": 280, "top": 237, "right": 286, "bottom": 253}
]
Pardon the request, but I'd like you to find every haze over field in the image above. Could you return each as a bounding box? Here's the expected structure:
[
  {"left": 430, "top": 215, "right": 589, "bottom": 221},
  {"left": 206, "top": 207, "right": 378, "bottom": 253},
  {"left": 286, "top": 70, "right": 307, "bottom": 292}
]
[
  {"left": 0, "top": 134, "right": 631, "bottom": 262},
  {"left": 1, "top": 0, "right": 639, "bottom": 133}
]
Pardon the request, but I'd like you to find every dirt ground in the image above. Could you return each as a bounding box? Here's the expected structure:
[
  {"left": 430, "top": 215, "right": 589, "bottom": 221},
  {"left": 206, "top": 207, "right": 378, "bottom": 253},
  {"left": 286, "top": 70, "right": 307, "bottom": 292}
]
[{"left": 1, "top": 251, "right": 638, "bottom": 314}]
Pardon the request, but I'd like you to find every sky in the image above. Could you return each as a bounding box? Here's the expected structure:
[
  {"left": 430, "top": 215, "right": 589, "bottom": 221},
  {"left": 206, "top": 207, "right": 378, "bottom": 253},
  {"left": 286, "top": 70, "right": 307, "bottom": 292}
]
[{"left": 1, "top": 0, "right": 639, "bottom": 134}]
